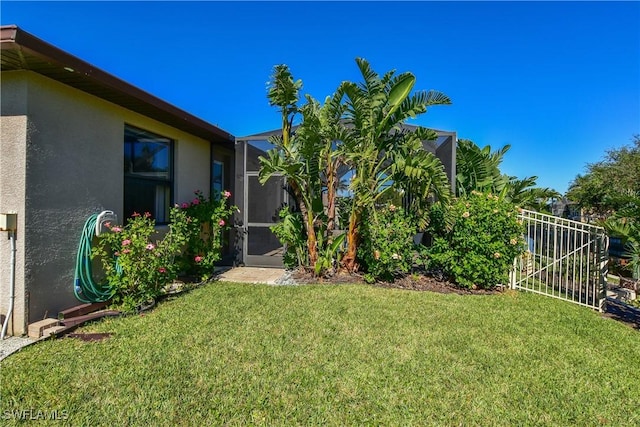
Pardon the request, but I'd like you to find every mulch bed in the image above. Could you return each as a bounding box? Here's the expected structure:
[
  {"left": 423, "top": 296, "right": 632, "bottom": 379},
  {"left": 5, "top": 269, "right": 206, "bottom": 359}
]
[
  {"left": 373, "top": 274, "right": 502, "bottom": 295},
  {"left": 66, "top": 333, "right": 113, "bottom": 342},
  {"left": 290, "top": 269, "right": 501, "bottom": 295},
  {"left": 603, "top": 298, "right": 640, "bottom": 330}
]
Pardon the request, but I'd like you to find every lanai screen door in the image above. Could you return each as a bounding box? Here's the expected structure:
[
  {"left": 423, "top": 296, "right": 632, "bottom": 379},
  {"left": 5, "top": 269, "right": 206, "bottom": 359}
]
[{"left": 241, "top": 139, "right": 286, "bottom": 267}]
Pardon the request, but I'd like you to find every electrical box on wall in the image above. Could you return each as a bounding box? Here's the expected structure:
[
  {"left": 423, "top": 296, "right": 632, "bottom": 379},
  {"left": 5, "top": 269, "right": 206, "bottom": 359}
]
[{"left": 0, "top": 213, "right": 17, "bottom": 231}]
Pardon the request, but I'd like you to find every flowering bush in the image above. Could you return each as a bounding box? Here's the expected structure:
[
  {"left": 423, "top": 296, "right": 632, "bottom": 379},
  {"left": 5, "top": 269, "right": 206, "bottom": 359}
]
[
  {"left": 94, "top": 190, "right": 236, "bottom": 311},
  {"left": 358, "top": 204, "right": 418, "bottom": 282},
  {"left": 94, "top": 211, "right": 188, "bottom": 311},
  {"left": 175, "top": 190, "right": 238, "bottom": 280},
  {"left": 426, "top": 191, "right": 525, "bottom": 289}
]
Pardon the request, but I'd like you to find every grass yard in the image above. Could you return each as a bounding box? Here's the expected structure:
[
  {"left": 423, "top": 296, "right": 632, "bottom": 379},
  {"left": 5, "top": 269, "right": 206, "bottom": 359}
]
[{"left": 1, "top": 282, "right": 639, "bottom": 426}]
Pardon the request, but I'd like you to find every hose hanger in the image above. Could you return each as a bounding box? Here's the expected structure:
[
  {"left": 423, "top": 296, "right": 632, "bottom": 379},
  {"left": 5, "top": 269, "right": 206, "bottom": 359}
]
[{"left": 74, "top": 211, "right": 119, "bottom": 303}]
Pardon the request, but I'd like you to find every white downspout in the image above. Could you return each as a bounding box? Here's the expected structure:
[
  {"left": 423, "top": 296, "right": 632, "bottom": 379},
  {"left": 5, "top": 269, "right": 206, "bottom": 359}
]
[{"left": 1, "top": 230, "right": 17, "bottom": 340}]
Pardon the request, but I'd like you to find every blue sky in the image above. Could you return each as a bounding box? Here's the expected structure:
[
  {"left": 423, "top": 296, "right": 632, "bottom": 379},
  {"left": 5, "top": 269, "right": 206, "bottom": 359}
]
[{"left": 2, "top": 1, "right": 639, "bottom": 194}]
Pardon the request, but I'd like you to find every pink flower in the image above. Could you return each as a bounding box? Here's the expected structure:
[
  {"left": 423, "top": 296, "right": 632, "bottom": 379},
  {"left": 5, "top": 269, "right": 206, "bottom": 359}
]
[
  {"left": 144, "top": 212, "right": 151, "bottom": 218},
  {"left": 158, "top": 267, "right": 166, "bottom": 273},
  {"left": 122, "top": 239, "right": 131, "bottom": 246},
  {"left": 111, "top": 226, "right": 123, "bottom": 233},
  {"left": 132, "top": 212, "right": 141, "bottom": 217},
  {"left": 223, "top": 190, "right": 232, "bottom": 198},
  {"left": 104, "top": 222, "right": 111, "bottom": 228},
  {"left": 192, "top": 198, "right": 200, "bottom": 205},
  {"left": 181, "top": 202, "right": 189, "bottom": 209},
  {"left": 195, "top": 255, "right": 203, "bottom": 263},
  {"left": 218, "top": 219, "right": 225, "bottom": 226},
  {"left": 114, "top": 251, "right": 120, "bottom": 256},
  {"left": 146, "top": 243, "right": 155, "bottom": 250},
  {"left": 122, "top": 249, "right": 130, "bottom": 254}
]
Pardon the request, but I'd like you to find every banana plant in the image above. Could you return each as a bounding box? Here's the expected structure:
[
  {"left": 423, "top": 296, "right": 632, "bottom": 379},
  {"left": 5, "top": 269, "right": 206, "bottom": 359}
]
[
  {"left": 260, "top": 65, "right": 322, "bottom": 266},
  {"left": 338, "top": 58, "right": 452, "bottom": 272}
]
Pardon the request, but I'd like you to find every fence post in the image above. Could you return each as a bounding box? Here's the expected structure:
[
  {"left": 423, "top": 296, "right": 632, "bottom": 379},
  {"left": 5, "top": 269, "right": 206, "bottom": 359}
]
[
  {"left": 510, "top": 257, "right": 517, "bottom": 289},
  {"left": 598, "top": 234, "right": 609, "bottom": 312}
]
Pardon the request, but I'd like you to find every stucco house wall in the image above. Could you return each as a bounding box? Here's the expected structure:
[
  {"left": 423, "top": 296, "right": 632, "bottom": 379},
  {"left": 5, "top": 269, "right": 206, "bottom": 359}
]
[
  {"left": 0, "top": 70, "right": 217, "bottom": 333},
  {"left": 0, "top": 78, "right": 28, "bottom": 334}
]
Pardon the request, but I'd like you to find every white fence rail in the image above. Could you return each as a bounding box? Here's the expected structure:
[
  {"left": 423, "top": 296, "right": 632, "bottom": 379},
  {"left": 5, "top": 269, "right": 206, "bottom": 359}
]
[{"left": 510, "top": 210, "right": 609, "bottom": 311}]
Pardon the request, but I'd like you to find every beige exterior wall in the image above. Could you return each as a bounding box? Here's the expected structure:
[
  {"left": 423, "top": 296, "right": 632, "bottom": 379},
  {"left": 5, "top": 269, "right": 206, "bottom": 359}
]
[
  {"left": 0, "top": 110, "right": 28, "bottom": 335},
  {"left": 0, "top": 70, "right": 213, "bottom": 331}
]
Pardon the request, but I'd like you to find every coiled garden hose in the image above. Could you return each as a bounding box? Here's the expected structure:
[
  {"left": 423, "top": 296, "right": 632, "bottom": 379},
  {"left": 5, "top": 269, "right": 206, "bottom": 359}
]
[{"left": 74, "top": 214, "right": 119, "bottom": 303}]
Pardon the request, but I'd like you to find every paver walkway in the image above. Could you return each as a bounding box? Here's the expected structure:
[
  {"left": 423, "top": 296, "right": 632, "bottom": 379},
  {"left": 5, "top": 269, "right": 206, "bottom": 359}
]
[{"left": 215, "top": 266, "right": 286, "bottom": 284}]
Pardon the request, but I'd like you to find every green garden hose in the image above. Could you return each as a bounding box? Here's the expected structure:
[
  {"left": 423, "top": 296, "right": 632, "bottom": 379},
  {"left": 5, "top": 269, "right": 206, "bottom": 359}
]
[{"left": 74, "top": 214, "right": 119, "bottom": 303}]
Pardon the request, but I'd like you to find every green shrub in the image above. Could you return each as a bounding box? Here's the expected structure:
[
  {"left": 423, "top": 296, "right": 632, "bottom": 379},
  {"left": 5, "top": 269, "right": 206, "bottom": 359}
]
[
  {"left": 270, "top": 206, "right": 307, "bottom": 269},
  {"left": 426, "top": 191, "right": 525, "bottom": 289},
  {"left": 358, "top": 204, "right": 418, "bottom": 282}
]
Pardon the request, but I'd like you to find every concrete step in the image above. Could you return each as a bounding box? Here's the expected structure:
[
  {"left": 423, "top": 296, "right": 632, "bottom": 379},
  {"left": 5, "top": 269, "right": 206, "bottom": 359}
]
[
  {"left": 59, "top": 310, "right": 120, "bottom": 328},
  {"left": 41, "top": 325, "right": 67, "bottom": 338},
  {"left": 28, "top": 318, "right": 59, "bottom": 339},
  {"left": 59, "top": 302, "right": 108, "bottom": 319},
  {"left": 607, "top": 286, "right": 637, "bottom": 302}
]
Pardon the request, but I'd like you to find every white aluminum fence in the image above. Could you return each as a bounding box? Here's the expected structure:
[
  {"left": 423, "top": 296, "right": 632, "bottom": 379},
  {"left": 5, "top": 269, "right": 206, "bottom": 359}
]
[{"left": 510, "top": 209, "right": 609, "bottom": 311}]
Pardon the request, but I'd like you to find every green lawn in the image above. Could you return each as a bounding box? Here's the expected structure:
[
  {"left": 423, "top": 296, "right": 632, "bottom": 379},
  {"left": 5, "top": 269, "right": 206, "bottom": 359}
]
[{"left": 2, "top": 283, "right": 639, "bottom": 426}]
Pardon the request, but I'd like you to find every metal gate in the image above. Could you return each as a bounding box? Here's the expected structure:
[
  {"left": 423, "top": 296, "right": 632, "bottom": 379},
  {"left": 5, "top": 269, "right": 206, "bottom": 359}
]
[{"left": 510, "top": 210, "right": 609, "bottom": 311}]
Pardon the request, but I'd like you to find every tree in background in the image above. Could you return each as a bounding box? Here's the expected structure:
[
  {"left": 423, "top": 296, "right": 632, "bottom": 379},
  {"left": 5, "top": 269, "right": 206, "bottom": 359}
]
[
  {"left": 568, "top": 135, "right": 640, "bottom": 278},
  {"left": 567, "top": 135, "right": 640, "bottom": 215}
]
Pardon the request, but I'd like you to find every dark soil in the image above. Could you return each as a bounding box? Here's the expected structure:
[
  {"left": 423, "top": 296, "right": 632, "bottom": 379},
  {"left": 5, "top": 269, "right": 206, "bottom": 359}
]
[
  {"left": 290, "top": 269, "right": 501, "bottom": 295},
  {"left": 603, "top": 298, "right": 640, "bottom": 330},
  {"left": 374, "top": 274, "right": 502, "bottom": 295}
]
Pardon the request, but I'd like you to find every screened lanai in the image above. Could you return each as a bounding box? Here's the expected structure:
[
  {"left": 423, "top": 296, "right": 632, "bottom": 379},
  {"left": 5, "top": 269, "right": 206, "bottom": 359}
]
[{"left": 234, "top": 127, "right": 457, "bottom": 267}]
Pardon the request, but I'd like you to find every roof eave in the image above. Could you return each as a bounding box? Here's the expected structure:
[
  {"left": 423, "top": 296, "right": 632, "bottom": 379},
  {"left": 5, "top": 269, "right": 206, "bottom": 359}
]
[{"left": 1, "top": 25, "right": 234, "bottom": 146}]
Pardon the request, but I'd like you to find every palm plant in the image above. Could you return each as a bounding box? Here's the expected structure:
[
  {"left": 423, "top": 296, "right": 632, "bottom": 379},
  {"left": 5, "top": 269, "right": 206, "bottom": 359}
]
[
  {"left": 338, "top": 58, "right": 452, "bottom": 271},
  {"left": 455, "top": 139, "right": 510, "bottom": 197},
  {"left": 455, "top": 139, "right": 559, "bottom": 211},
  {"left": 506, "top": 177, "right": 560, "bottom": 212},
  {"left": 604, "top": 205, "right": 640, "bottom": 279}
]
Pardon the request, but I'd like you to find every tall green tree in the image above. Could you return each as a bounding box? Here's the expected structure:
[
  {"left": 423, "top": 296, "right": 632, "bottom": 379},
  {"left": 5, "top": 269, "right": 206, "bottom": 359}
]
[
  {"left": 338, "top": 58, "right": 452, "bottom": 271},
  {"left": 260, "top": 66, "right": 349, "bottom": 275},
  {"left": 260, "top": 65, "right": 322, "bottom": 266},
  {"left": 568, "top": 135, "right": 640, "bottom": 278},
  {"left": 567, "top": 135, "right": 640, "bottom": 215},
  {"left": 261, "top": 59, "right": 453, "bottom": 274}
]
